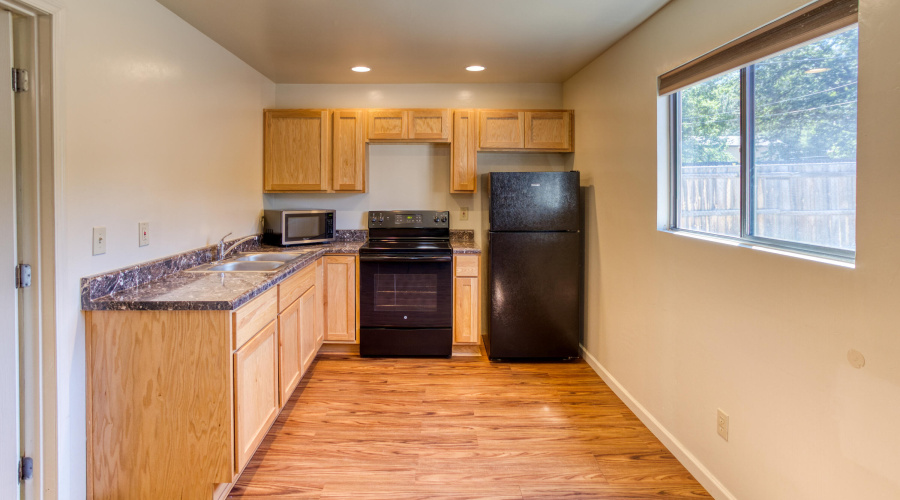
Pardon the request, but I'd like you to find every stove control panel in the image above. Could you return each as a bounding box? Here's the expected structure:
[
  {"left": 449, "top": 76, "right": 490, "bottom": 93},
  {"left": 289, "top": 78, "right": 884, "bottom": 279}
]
[{"left": 368, "top": 210, "right": 450, "bottom": 229}]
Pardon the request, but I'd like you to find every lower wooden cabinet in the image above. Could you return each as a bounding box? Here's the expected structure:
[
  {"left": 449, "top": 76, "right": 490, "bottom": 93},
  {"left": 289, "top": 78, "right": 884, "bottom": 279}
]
[
  {"left": 299, "top": 286, "right": 318, "bottom": 374},
  {"left": 324, "top": 255, "right": 357, "bottom": 342},
  {"left": 278, "top": 297, "right": 303, "bottom": 407},
  {"left": 453, "top": 255, "right": 481, "bottom": 344},
  {"left": 315, "top": 257, "right": 326, "bottom": 347},
  {"left": 233, "top": 320, "right": 280, "bottom": 472}
]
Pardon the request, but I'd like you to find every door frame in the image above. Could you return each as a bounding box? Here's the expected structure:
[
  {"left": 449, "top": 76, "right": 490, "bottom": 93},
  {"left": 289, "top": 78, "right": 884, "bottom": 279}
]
[{"left": 0, "top": 0, "right": 61, "bottom": 497}]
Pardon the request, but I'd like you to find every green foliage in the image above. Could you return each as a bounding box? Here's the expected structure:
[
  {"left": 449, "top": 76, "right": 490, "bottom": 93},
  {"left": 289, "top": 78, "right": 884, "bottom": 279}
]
[{"left": 679, "top": 28, "right": 858, "bottom": 164}]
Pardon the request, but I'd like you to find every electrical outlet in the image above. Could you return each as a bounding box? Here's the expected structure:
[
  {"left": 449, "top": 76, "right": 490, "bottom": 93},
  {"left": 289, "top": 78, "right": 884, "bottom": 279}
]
[
  {"left": 717, "top": 409, "right": 729, "bottom": 441},
  {"left": 92, "top": 227, "right": 107, "bottom": 255},
  {"left": 139, "top": 222, "right": 150, "bottom": 247},
  {"left": 460, "top": 207, "right": 469, "bottom": 221}
]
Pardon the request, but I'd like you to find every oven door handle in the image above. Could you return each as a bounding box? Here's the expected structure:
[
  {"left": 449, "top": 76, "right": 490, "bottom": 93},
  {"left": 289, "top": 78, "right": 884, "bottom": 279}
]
[{"left": 359, "top": 254, "right": 453, "bottom": 263}]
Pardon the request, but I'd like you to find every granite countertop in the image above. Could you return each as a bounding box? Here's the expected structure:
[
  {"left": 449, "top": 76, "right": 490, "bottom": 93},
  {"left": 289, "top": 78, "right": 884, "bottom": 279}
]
[
  {"left": 450, "top": 230, "right": 481, "bottom": 255},
  {"left": 82, "top": 236, "right": 365, "bottom": 312}
]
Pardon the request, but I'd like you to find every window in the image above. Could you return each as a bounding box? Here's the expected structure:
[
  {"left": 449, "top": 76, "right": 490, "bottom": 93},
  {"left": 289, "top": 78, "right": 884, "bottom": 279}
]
[{"left": 661, "top": 0, "right": 859, "bottom": 261}]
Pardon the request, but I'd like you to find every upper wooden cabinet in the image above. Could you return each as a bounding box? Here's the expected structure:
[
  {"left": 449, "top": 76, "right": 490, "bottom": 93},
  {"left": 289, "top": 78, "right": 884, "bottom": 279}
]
[
  {"left": 367, "top": 109, "right": 450, "bottom": 142},
  {"left": 264, "top": 109, "right": 331, "bottom": 192},
  {"left": 451, "top": 110, "right": 477, "bottom": 193},
  {"left": 332, "top": 110, "right": 367, "bottom": 192},
  {"left": 478, "top": 110, "right": 573, "bottom": 152}
]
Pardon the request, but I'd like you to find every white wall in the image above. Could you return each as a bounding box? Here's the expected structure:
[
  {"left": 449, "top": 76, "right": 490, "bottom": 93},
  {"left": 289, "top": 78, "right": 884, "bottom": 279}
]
[
  {"left": 268, "top": 84, "right": 568, "bottom": 248},
  {"left": 564, "top": 0, "right": 900, "bottom": 499},
  {"left": 56, "top": 0, "right": 274, "bottom": 497}
]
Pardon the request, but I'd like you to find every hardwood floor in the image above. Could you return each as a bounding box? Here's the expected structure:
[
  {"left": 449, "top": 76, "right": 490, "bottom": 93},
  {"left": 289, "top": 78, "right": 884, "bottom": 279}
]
[{"left": 229, "top": 350, "right": 712, "bottom": 499}]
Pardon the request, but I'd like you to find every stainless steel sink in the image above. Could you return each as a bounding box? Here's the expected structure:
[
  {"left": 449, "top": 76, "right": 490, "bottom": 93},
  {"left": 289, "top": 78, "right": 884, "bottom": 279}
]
[
  {"left": 190, "top": 260, "right": 285, "bottom": 273},
  {"left": 234, "top": 253, "right": 305, "bottom": 262}
]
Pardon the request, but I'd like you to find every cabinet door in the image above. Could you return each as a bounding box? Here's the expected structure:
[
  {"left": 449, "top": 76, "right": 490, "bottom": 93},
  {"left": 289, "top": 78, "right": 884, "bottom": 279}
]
[
  {"left": 324, "top": 255, "right": 357, "bottom": 342},
  {"left": 234, "top": 321, "right": 279, "bottom": 472},
  {"left": 478, "top": 110, "right": 525, "bottom": 150},
  {"left": 525, "top": 111, "right": 573, "bottom": 151},
  {"left": 278, "top": 299, "right": 302, "bottom": 408},
  {"left": 333, "top": 110, "right": 367, "bottom": 192},
  {"left": 367, "top": 110, "right": 407, "bottom": 140},
  {"left": 451, "top": 110, "right": 477, "bottom": 193},
  {"left": 315, "top": 258, "right": 325, "bottom": 348},
  {"left": 264, "top": 109, "right": 331, "bottom": 191},
  {"left": 299, "top": 286, "right": 317, "bottom": 375},
  {"left": 453, "top": 277, "right": 479, "bottom": 344},
  {"left": 408, "top": 109, "right": 450, "bottom": 141}
]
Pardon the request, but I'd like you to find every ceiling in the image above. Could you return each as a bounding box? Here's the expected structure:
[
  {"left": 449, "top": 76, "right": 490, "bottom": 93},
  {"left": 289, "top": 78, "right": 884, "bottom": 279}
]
[{"left": 156, "top": 0, "right": 669, "bottom": 84}]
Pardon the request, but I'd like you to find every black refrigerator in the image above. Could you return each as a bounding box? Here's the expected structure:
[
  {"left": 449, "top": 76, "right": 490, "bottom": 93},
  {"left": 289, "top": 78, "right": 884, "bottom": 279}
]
[{"left": 486, "top": 171, "right": 582, "bottom": 360}]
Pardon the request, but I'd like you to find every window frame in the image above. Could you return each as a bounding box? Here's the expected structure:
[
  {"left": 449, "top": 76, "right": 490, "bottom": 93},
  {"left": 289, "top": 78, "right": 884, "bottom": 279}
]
[{"left": 666, "top": 34, "right": 858, "bottom": 264}]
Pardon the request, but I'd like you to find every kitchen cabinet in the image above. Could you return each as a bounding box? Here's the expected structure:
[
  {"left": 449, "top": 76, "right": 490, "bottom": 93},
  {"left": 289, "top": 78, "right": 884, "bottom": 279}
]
[
  {"left": 478, "top": 110, "right": 574, "bottom": 152},
  {"left": 323, "top": 255, "right": 357, "bottom": 342},
  {"left": 233, "top": 320, "right": 279, "bottom": 472},
  {"left": 332, "top": 109, "right": 367, "bottom": 192},
  {"left": 453, "top": 255, "right": 481, "bottom": 344},
  {"left": 84, "top": 258, "right": 333, "bottom": 499},
  {"left": 367, "top": 108, "right": 451, "bottom": 142},
  {"left": 451, "top": 109, "right": 477, "bottom": 193},
  {"left": 264, "top": 109, "right": 331, "bottom": 192}
]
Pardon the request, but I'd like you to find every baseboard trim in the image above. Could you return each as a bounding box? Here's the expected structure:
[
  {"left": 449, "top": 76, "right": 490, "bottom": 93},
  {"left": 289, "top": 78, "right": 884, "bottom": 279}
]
[{"left": 579, "top": 346, "right": 737, "bottom": 500}]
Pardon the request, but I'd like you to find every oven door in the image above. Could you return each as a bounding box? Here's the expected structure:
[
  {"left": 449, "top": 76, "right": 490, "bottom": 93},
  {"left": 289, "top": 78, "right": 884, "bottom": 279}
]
[{"left": 359, "top": 254, "right": 452, "bottom": 328}]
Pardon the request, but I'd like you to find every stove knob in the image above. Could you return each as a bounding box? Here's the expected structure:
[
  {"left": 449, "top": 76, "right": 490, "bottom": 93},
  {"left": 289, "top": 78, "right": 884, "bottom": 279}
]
[
  {"left": 370, "top": 215, "right": 376, "bottom": 223},
  {"left": 433, "top": 215, "right": 440, "bottom": 223},
  {"left": 440, "top": 215, "right": 448, "bottom": 223},
  {"left": 379, "top": 216, "right": 384, "bottom": 223}
]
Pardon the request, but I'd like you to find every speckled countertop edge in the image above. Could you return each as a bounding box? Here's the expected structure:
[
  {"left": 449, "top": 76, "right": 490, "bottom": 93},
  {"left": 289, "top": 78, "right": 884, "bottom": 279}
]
[
  {"left": 82, "top": 232, "right": 365, "bottom": 312},
  {"left": 450, "top": 230, "right": 481, "bottom": 254}
]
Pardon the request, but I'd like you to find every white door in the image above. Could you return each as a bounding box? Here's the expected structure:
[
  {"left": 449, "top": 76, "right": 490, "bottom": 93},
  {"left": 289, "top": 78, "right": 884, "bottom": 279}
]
[{"left": 0, "top": 8, "right": 21, "bottom": 499}]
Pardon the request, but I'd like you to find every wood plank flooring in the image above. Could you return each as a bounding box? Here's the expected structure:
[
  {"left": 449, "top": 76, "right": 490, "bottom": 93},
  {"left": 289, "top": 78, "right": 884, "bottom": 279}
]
[{"left": 229, "top": 351, "right": 712, "bottom": 499}]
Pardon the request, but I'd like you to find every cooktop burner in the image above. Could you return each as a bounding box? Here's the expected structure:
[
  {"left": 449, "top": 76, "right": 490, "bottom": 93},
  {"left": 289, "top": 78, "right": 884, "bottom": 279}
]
[{"left": 360, "top": 240, "right": 452, "bottom": 254}]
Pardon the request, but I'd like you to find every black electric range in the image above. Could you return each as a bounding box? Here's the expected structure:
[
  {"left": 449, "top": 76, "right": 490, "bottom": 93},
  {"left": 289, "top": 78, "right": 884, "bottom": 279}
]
[{"left": 358, "top": 210, "right": 453, "bottom": 357}]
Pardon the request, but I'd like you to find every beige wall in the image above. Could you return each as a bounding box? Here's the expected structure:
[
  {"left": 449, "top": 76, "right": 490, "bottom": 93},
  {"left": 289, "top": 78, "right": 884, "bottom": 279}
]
[
  {"left": 56, "top": 0, "right": 274, "bottom": 497},
  {"left": 563, "top": 0, "right": 900, "bottom": 499},
  {"left": 268, "top": 83, "right": 569, "bottom": 248}
]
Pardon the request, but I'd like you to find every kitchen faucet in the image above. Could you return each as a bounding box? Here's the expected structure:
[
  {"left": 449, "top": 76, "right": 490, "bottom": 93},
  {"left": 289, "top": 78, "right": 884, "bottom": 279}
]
[{"left": 216, "top": 232, "right": 258, "bottom": 261}]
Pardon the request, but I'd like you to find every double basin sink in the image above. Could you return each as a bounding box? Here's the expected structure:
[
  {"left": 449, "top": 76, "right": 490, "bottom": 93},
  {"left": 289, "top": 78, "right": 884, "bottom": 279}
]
[{"left": 189, "top": 251, "right": 314, "bottom": 273}]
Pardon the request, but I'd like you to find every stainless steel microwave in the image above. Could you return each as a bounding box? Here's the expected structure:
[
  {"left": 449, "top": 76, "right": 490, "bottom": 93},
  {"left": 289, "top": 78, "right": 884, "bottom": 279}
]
[{"left": 262, "top": 210, "right": 335, "bottom": 246}]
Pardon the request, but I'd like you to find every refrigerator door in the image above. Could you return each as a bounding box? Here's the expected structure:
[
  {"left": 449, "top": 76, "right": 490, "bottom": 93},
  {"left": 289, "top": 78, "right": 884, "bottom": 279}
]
[
  {"left": 487, "top": 231, "right": 581, "bottom": 359},
  {"left": 489, "top": 171, "right": 580, "bottom": 232}
]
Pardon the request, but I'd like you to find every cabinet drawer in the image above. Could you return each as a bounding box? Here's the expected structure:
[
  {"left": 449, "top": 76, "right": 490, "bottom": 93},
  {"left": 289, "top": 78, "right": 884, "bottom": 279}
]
[
  {"left": 278, "top": 263, "right": 316, "bottom": 312},
  {"left": 454, "top": 255, "right": 479, "bottom": 277},
  {"left": 233, "top": 288, "right": 277, "bottom": 350}
]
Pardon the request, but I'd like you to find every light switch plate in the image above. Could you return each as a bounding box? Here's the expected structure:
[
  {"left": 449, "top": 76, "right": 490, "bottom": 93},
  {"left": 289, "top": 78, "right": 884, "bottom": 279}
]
[
  {"left": 460, "top": 207, "right": 469, "bottom": 221},
  {"left": 139, "top": 222, "right": 150, "bottom": 247},
  {"left": 717, "top": 409, "right": 729, "bottom": 441},
  {"left": 93, "top": 227, "right": 107, "bottom": 255}
]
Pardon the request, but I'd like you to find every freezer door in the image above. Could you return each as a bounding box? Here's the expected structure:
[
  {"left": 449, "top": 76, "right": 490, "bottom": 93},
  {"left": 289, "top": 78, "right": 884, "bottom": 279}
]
[
  {"left": 488, "top": 231, "right": 581, "bottom": 359},
  {"left": 489, "top": 171, "right": 580, "bottom": 232}
]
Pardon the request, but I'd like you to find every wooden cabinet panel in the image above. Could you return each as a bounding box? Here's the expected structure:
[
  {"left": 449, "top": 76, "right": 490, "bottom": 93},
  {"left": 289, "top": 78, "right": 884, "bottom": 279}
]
[
  {"left": 367, "top": 110, "right": 407, "bottom": 140},
  {"left": 408, "top": 109, "right": 450, "bottom": 141},
  {"left": 454, "top": 255, "right": 479, "bottom": 277},
  {"left": 479, "top": 111, "right": 525, "bottom": 149},
  {"left": 315, "top": 258, "right": 325, "bottom": 348},
  {"left": 278, "top": 299, "right": 302, "bottom": 408},
  {"left": 86, "top": 310, "right": 233, "bottom": 499},
  {"left": 264, "top": 109, "right": 331, "bottom": 192},
  {"left": 278, "top": 263, "right": 315, "bottom": 312},
  {"left": 234, "top": 288, "right": 277, "bottom": 350},
  {"left": 451, "top": 110, "right": 477, "bottom": 193},
  {"left": 234, "top": 321, "right": 279, "bottom": 472},
  {"left": 525, "top": 111, "right": 573, "bottom": 151},
  {"left": 333, "top": 110, "right": 367, "bottom": 192},
  {"left": 299, "top": 286, "right": 317, "bottom": 375},
  {"left": 324, "top": 255, "right": 357, "bottom": 342},
  {"left": 453, "top": 276, "right": 480, "bottom": 344}
]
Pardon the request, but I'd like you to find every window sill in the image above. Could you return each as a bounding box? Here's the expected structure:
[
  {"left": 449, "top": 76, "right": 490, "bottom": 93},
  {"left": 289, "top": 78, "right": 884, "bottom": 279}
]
[{"left": 661, "top": 229, "right": 855, "bottom": 269}]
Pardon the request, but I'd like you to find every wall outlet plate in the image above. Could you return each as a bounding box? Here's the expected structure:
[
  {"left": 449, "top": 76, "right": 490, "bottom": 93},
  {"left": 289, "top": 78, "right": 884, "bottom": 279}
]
[
  {"left": 460, "top": 207, "right": 469, "bottom": 221},
  {"left": 717, "top": 409, "right": 729, "bottom": 441},
  {"left": 93, "top": 227, "right": 106, "bottom": 255},
  {"left": 139, "top": 222, "right": 150, "bottom": 247}
]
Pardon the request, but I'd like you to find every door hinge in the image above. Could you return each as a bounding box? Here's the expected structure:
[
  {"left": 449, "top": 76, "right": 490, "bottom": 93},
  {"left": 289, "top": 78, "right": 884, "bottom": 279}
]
[
  {"left": 18, "top": 456, "right": 33, "bottom": 482},
  {"left": 11, "top": 68, "right": 28, "bottom": 93},
  {"left": 16, "top": 263, "right": 31, "bottom": 288}
]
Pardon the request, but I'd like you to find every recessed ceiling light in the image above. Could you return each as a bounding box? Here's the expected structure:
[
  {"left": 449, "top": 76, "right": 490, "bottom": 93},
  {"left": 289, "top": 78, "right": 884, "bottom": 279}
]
[
  {"left": 351, "top": 66, "right": 371, "bottom": 73},
  {"left": 804, "top": 67, "right": 830, "bottom": 74},
  {"left": 466, "top": 65, "right": 485, "bottom": 72}
]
